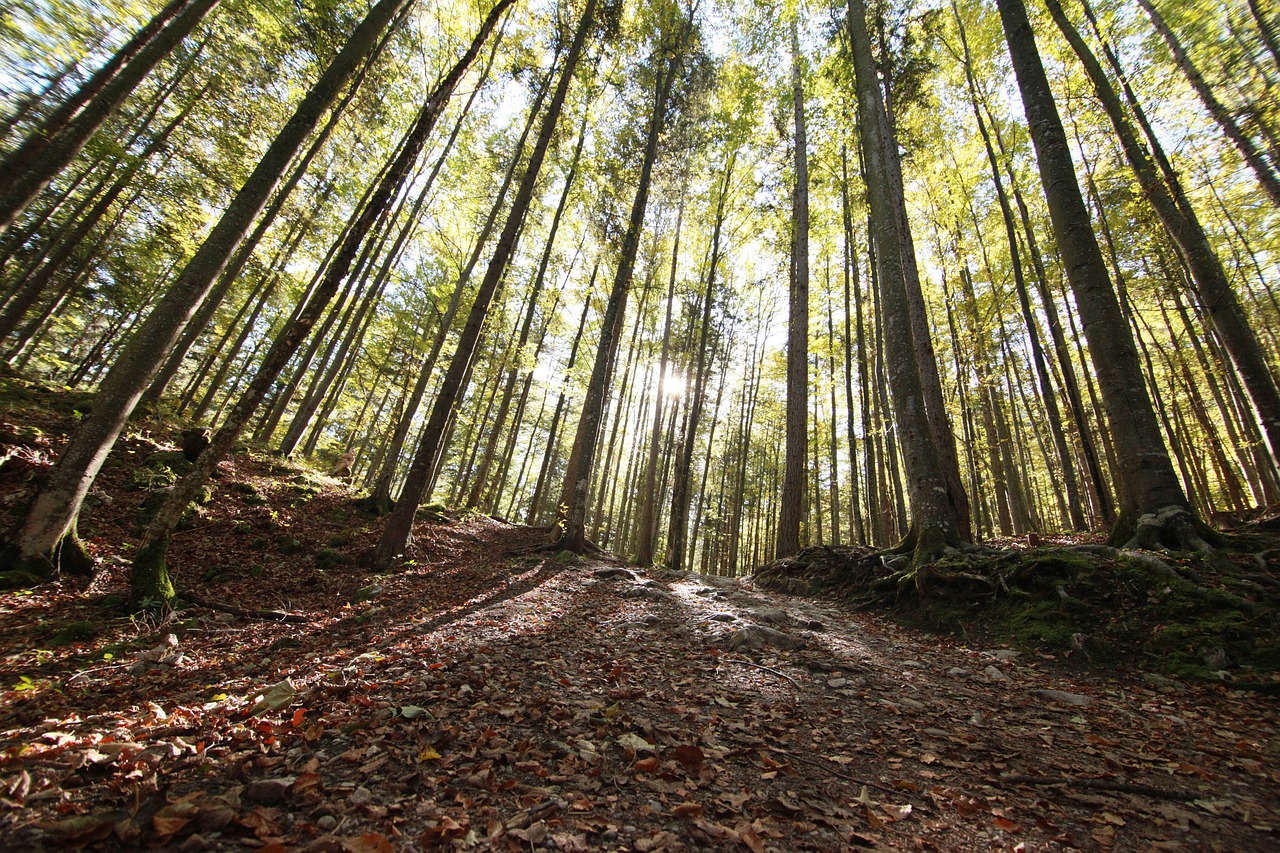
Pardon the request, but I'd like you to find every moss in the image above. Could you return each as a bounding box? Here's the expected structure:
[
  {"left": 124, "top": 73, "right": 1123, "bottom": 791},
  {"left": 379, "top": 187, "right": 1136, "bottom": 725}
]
[
  {"left": 418, "top": 501, "right": 450, "bottom": 523},
  {"left": 48, "top": 621, "right": 99, "bottom": 646},
  {"left": 276, "top": 536, "right": 306, "bottom": 555},
  {"left": 316, "top": 548, "right": 350, "bottom": 570},
  {"left": 130, "top": 538, "right": 176, "bottom": 608}
]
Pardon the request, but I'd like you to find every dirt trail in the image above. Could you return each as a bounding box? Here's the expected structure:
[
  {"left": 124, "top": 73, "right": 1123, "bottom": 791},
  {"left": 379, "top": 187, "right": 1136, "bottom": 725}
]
[{"left": 1, "top": 518, "right": 1278, "bottom": 850}]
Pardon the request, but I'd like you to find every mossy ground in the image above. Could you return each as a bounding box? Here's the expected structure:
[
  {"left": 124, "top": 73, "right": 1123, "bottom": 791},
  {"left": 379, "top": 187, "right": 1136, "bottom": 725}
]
[{"left": 756, "top": 538, "right": 1280, "bottom": 684}]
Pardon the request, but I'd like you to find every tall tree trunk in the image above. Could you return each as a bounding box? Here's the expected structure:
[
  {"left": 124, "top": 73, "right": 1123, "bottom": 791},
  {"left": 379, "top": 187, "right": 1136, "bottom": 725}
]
[
  {"left": 847, "top": 0, "right": 962, "bottom": 564},
  {"left": 996, "top": 0, "right": 1210, "bottom": 549},
  {"left": 1050, "top": 0, "right": 1280, "bottom": 475},
  {"left": 955, "top": 3, "right": 1085, "bottom": 529},
  {"left": 637, "top": 189, "right": 685, "bottom": 566},
  {"left": 2, "top": 0, "right": 423, "bottom": 583},
  {"left": 527, "top": 278, "right": 593, "bottom": 525},
  {"left": 666, "top": 156, "right": 732, "bottom": 568},
  {"left": 777, "top": 14, "right": 809, "bottom": 558},
  {"left": 373, "top": 0, "right": 595, "bottom": 568},
  {"left": 124, "top": 0, "right": 517, "bottom": 603},
  {"left": 560, "top": 15, "right": 683, "bottom": 553}
]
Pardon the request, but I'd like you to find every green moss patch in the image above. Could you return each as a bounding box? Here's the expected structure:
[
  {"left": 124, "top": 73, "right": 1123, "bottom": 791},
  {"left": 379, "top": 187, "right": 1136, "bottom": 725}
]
[{"left": 756, "top": 541, "right": 1280, "bottom": 683}]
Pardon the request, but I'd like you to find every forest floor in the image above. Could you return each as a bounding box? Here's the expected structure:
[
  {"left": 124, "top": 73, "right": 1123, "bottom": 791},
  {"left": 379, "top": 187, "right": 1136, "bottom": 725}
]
[{"left": 0, "top": 376, "right": 1278, "bottom": 851}]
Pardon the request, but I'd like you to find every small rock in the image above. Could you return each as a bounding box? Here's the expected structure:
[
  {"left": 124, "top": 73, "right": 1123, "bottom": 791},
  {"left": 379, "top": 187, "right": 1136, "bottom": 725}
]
[
  {"left": 901, "top": 660, "right": 925, "bottom": 668},
  {"left": 1201, "top": 647, "right": 1230, "bottom": 670},
  {"left": 594, "top": 567, "right": 636, "bottom": 581},
  {"left": 1142, "top": 672, "right": 1178, "bottom": 689},
  {"left": 621, "top": 585, "right": 671, "bottom": 601},
  {"left": 708, "top": 613, "right": 736, "bottom": 623},
  {"left": 749, "top": 607, "right": 790, "bottom": 625},
  {"left": 984, "top": 665, "right": 1012, "bottom": 683},
  {"left": 923, "top": 728, "right": 949, "bottom": 738},
  {"left": 827, "top": 678, "right": 848, "bottom": 688},
  {"left": 984, "top": 649, "right": 1020, "bottom": 661},
  {"left": 316, "top": 815, "right": 338, "bottom": 831},
  {"left": 348, "top": 786, "right": 373, "bottom": 806},
  {"left": 244, "top": 778, "right": 293, "bottom": 805},
  {"left": 897, "top": 697, "right": 926, "bottom": 712},
  {"left": 1031, "top": 689, "right": 1093, "bottom": 706},
  {"left": 803, "top": 620, "right": 825, "bottom": 631},
  {"left": 718, "top": 625, "right": 803, "bottom": 651},
  {"left": 947, "top": 667, "right": 970, "bottom": 678}
]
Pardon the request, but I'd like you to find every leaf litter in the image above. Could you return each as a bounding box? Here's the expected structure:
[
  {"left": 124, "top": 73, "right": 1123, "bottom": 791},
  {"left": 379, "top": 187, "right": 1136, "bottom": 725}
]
[{"left": 0, "top": 445, "right": 1277, "bottom": 850}]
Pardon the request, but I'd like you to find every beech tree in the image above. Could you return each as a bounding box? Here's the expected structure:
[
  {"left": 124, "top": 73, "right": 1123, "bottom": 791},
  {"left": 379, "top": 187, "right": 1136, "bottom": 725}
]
[{"left": 0, "top": 0, "right": 420, "bottom": 584}]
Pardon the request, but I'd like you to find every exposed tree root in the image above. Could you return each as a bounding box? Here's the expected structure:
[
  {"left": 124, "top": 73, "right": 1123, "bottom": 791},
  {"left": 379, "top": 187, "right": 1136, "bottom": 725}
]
[
  {"left": 1115, "top": 505, "right": 1224, "bottom": 552},
  {"left": 1000, "top": 774, "right": 1198, "bottom": 802},
  {"left": 182, "top": 592, "right": 307, "bottom": 623}
]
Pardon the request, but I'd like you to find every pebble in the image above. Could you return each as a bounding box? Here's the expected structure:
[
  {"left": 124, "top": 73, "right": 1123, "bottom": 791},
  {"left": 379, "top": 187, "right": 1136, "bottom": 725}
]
[{"left": 317, "top": 815, "right": 337, "bottom": 831}]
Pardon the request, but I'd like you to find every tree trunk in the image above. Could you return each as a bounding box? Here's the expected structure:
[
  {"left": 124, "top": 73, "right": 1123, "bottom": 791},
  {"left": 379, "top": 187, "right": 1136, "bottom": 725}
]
[
  {"left": 124, "top": 0, "right": 516, "bottom": 603},
  {"left": 847, "top": 0, "right": 962, "bottom": 564},
  {"left": 996, "top": 0, "right": 1209, "bottom": 549},
  {"left": 637, "top": 189, "right": 685, "bottom": 565},
  {"left": 1050, "top": 0, "right": 1280, "bottom": 476},
  {"left": 777, "top": 14, "right": 809, "bottom": 558},
  {"left": 2, "top": 0, "right": 421, "bottom": 582},
  {"left": 372, "top": 0, "right": 595, "bottom": 568},
  {"left": 560, "top": 16, "right": 682, "bottom": 554}
]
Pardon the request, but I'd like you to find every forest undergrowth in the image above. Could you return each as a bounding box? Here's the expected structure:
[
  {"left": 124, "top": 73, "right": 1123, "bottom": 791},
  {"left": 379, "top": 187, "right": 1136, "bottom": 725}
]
[{"left": 0, "top": 374, "right": 1278, "bottom": 850}]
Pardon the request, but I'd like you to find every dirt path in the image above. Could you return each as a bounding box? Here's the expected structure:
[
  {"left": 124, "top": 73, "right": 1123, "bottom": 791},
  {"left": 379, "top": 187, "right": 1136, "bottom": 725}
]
[{"left": 1, "top": 519, "right": 1278, "bottom": 850}]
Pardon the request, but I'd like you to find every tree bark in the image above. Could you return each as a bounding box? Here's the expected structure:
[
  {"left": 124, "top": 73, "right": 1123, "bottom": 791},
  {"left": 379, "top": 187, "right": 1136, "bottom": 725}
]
[{"left": 777, "top": 15, "right": 809, "bottom": 558}]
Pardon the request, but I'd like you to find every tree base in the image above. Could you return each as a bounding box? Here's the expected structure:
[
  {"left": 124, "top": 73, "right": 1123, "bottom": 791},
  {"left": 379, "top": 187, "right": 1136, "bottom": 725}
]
[
  {"left": 1109, "top": 505, "right": 1225, "bottom": 552},
  {"left": 130, "top": 536, "right": 176, "bottom": 608},
  {"left": 0, "top": 525, "right": 95, "bottom": 587}
]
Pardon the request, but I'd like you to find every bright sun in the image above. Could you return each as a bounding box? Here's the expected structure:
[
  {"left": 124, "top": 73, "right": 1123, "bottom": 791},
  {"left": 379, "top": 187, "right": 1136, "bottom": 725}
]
[{"left": 660, "top": 371, "right": 686, "bottom": 398}]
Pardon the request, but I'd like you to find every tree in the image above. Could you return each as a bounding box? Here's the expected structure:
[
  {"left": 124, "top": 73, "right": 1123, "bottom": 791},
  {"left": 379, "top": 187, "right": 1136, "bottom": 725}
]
[
  {"left": 0, "top": 0, "right": 421, "bottom": 585},
  {"left": 559, "top": 0, "right": 694, "bottom": 554},
  {"left": 0, "top": 0, "right": 222, "bottom": 233},
  {"left": 128, "top": 0, "right": 519, "bottom": 604},
  {"left": 995, "top": 0, "right": 1211, "bottom": 549},
  {"left": 776, "top": 10, "right": 809, "bottom": 559},
  {"left": 1046, "top": 0, "right": 1280, "bottom": 480},
  {"left": 846, "top": 0, "right": 965, "bottom": 565},
  {"left": 371, "top": 0, "right": 600, "bottom": 569}
]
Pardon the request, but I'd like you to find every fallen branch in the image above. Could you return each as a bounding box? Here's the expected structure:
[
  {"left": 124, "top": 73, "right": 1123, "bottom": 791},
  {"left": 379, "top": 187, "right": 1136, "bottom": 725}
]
[
  {"left": 182, "top": 592, "right": 307, "bottom": 623},
  {"left": 723, "top": 657, "right": 802, "bottom": 688},
  {"left": 1000, "top": 774, "right": 1199, "bottom": 802}
]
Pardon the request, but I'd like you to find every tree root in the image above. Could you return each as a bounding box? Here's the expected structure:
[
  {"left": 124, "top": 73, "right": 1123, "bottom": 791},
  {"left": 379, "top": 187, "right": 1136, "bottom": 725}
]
[
  {"left": 182, "top": 592, "right": 307, "bottom": 623},
  {"left": 1000, "top": 774, "right": 1198, "bottom": 802},
  {"left": 1119, "top": 505, "right": 1223, "bottom": 553}
]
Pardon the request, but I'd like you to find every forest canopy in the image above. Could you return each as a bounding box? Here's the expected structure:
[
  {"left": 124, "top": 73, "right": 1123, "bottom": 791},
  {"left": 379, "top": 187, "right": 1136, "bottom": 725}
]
[{"left": 0, "top": 0, "right": 1277, "bottom": 595}]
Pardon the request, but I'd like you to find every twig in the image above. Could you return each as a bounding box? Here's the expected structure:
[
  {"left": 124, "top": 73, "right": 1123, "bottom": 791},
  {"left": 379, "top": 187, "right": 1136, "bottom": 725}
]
[
  {"left": 723, "top": 657, "right": 802, "bottom": 688},
  {"left": 182, "top": 592, "right": 307, "bottom": 623},
  {"left": 1000, "top": 774, "right": 1200, "bottom": 802},
  {"left": 767, "top": 749, "right": 909, "bottom": 799}
]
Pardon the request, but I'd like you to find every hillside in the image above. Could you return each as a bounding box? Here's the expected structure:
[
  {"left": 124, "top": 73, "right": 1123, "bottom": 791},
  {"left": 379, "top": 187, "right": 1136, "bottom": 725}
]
[{"left": 0, "top": 376, "right": 1277, "bottom": 850}]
